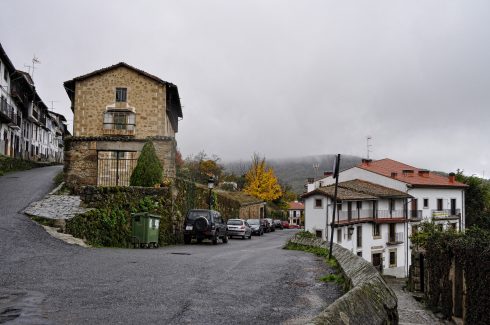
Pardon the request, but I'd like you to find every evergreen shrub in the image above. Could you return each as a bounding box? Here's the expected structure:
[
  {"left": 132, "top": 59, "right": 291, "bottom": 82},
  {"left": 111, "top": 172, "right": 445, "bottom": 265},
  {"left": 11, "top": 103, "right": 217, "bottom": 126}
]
[{"left": 130, "top": 141, "right": 163, "bottom": 187}]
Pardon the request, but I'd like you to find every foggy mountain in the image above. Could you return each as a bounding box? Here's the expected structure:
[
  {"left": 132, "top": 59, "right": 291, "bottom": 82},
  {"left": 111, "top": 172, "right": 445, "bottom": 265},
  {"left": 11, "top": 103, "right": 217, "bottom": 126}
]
[{"left": 224, "top": 154, "right": 363, "bottom": 194}]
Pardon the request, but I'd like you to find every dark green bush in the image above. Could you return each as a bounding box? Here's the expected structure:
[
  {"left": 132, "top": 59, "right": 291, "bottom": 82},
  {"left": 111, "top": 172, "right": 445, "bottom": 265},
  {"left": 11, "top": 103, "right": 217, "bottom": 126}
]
[{"left": 130, "top": 141, "right": 163, "bottom": 187}]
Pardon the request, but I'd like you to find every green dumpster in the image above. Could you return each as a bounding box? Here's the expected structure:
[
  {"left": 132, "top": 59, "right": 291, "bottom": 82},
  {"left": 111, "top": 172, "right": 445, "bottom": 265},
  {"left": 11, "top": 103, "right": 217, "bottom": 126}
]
[{"left": 131, "top": 212, "right": 161, "bottom": 248}]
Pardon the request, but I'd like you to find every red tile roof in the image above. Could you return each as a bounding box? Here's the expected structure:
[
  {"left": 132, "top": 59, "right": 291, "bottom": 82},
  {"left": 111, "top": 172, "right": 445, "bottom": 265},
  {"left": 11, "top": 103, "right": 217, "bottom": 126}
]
[
  {"left": 288, "top": 201, "right": 305, "bottom": 210},
  {"left": 358, "top": 158, "right": 467, "bottom": 188}
]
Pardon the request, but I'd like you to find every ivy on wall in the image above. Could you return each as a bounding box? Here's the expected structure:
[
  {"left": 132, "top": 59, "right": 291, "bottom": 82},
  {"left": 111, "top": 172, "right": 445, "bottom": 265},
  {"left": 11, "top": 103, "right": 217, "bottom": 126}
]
[
  {"left": 411, "top": 222, "right": 490, "bottom": 324},
  {"left": 66, "top": 178, "right": 243, "bottom": 247}
]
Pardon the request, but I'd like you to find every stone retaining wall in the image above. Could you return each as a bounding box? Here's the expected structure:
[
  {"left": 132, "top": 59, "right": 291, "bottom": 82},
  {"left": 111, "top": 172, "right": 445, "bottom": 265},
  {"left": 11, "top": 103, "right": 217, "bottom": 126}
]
[{"left": 289, "top": 236, "right": 398, "bottom": 325}]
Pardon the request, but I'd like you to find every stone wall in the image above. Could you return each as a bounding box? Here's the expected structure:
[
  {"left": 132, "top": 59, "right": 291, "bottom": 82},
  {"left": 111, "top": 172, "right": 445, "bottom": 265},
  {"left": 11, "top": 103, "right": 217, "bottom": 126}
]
[
  {"left": 73, "top": 66, "right": 174, "bottom": 138},
  {"left": 239, "top": 203, "right": 265, "bottom": 219},
  {"left": 64, "top": 136, "right": 176, "bottom": 191},
  {"left": 289, "top": 236, "right": 398, "bottom": 325}
]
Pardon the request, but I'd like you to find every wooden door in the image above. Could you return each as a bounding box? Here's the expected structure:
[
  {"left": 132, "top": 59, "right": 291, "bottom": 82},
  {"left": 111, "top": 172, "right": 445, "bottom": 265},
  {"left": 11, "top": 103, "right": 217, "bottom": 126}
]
[{"left": 372, "top": 253, "right": 382, "bottom": 272}]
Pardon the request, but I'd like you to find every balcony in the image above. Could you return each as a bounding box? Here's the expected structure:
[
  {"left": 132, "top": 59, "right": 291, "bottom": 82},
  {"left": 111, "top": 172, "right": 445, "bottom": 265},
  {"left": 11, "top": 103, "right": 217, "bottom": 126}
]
[
  {"left": 432, "top": 209, "right": 461, "bottom": 220},
  {"left": 387, "top": 232, "right": 404, "bottom": 245},
  {"left": 103, "top": 123, "right": 136, "bottom": 136},
  {"left": 333, "top": 209, "right": 422, "bottom": 225},
  {"left": 0, "top": 98, "right": 14, "bottom": 123},
  {"left": 8, "top": 113, "right": 21, "bottom": 130}
]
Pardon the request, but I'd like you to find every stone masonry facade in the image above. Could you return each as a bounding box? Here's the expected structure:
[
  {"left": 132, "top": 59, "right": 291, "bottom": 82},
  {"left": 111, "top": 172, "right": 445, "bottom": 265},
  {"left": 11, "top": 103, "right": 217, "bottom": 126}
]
[
  {"left": 63, "top": 63, "right": 182, "bottom": 190},
  {"left": 72, "top": 66, "right": 175, "bottom": 138}
]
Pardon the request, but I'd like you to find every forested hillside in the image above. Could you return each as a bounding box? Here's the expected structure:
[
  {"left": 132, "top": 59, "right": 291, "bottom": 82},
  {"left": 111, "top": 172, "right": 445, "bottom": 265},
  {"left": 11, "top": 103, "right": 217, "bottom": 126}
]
[{"left": 224, "top": 154, "right": 362, "bottom": 194}]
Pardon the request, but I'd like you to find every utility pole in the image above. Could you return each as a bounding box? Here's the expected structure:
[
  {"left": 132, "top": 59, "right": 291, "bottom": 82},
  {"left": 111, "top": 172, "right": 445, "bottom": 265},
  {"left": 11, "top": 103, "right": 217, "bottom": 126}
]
[{"left": 328, "top": 154, "right": 341, "bottom": 260}]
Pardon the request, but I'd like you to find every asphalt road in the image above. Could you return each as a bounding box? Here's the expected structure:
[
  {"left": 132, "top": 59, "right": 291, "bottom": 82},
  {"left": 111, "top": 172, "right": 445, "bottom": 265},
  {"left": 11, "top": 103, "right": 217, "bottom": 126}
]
[{"left": 0, "top": 166, "right": 342, "bottom": 324}]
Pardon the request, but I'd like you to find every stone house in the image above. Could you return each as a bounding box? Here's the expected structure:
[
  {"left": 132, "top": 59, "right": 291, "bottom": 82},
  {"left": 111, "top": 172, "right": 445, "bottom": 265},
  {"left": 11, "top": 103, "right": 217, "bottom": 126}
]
[{"left": 63, "top": 62, "right": 183, "bottom": 189}]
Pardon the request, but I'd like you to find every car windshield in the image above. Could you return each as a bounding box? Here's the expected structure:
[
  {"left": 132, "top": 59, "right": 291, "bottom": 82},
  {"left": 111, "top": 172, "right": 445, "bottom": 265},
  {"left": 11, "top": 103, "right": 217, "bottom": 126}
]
[
  {"left": 227, "top": 220, "right": 242, "bottom": 225},
  {"left": 247, "top": 219, "right": 259, "bottom": 225},
  {"left": 187, "top": 210, "right": 210, "bottom": 221}
]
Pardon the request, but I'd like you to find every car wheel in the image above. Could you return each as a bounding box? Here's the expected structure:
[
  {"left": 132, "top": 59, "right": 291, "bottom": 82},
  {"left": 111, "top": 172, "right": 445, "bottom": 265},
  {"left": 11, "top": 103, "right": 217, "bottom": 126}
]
[
  {"left": 212, "top": 234, "right": 218, "bottom": 245},
  {"left": 242, "top": 235, "right": 246, "bottom": 240},
  {"left": 223, "top": 234, "right": 228, "bottom": 243},
  {"left": 197, "top": 237, "right": 203, "bottom": 244},
  {"left": 184, "top": 235, "right": 191, "bottom": 244},
  {"left": 248, "top": 233, "right": 252, "bottom": 239}
]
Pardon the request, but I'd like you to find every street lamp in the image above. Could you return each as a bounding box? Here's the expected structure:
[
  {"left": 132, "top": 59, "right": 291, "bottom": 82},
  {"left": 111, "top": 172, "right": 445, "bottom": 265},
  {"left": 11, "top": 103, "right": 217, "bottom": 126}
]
[{"left": 207, "top": 176, "right": 215, "bottom": 210}]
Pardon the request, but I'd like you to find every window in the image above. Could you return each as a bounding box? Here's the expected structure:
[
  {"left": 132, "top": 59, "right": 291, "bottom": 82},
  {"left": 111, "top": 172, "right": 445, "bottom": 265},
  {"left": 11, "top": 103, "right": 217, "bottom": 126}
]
[
  {"left": 437, "top": 198, "right": 443, "bottom": 211},
  {"left": 389, "top": 224, "right": 396, "bottom": 242},
  {"left": 314, "top": 199, "right": 322, "bottom": 208},
  {"left": 356, "top": 201, "right": 362, "bottom": 210},
  {"left": 389, "top": 199, "right": 395, "bottom": 212},
  {"left": 104, "top": 111, "right": 135, "bottom": 130},
  {"left": 315, "top": 230, "right": 322, "bottom": 238},
  {"left": 116, "top": 88, "right": 127, "bottom": 102},
  {"left": 337, "top": 202, "right": 342, "bottom": 211},
  {"left": 373, "top": 223, "right": 381, "bottom": 238},
  {"left": 389, "top": 250, "right": 397, "bottom": 267},
  {"left": 423, "top": 198, "right": 429, "bottom": 209},
  {"left": 356, "top": 226, "right": 362, "bottom": 248},
  {"left": 357, "top": 251, "right": 362, "bottom": 257},
  {"left": 337, "top": 228, "right": 342, "bottom": 243}
]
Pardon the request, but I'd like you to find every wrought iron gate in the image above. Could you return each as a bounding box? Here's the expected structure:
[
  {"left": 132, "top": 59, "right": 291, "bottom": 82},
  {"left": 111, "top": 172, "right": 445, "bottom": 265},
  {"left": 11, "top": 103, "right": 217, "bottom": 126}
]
[{"left": 97, "top": 151, "right": 137, "bottom": 186}]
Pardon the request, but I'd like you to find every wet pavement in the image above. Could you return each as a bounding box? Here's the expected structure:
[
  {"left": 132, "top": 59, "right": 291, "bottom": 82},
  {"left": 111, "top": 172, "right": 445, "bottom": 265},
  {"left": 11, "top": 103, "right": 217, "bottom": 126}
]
[{"left": 0, "top": 166, "right": 342, "bottom": 324}]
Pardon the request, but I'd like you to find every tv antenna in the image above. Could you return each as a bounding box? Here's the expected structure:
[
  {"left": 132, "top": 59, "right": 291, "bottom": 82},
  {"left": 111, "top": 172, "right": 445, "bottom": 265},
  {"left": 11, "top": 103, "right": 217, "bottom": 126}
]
[
  {"left": 25, "top": 55, "right": 40, "bottom": 80},
  {"left": 366, "top": 136, "right": 373, "bottom": 159},
  {"left": 313, "top": 163, "right": 319, "bottom": 178},
  {"left": 49, "top": 100, "right": 58, "bottom": 111}
]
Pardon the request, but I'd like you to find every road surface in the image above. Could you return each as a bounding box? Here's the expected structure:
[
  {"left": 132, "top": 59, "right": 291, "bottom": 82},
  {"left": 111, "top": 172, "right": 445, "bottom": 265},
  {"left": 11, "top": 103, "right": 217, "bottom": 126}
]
[{"left": 0, "top": 166, "right": 342, "bottom": 324}]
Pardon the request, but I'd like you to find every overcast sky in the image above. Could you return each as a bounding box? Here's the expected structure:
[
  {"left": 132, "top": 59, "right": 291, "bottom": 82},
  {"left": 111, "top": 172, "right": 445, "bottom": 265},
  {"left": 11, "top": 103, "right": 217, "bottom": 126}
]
[{"left": 2, "top": 1, "right": 489, "bottom": 176}]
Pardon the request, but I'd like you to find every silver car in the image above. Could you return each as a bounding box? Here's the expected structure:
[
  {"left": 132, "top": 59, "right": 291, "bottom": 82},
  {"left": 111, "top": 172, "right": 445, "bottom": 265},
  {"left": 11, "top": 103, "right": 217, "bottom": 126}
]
[{"left": 227, "top": 219, "right": 252, "bottom": 239}]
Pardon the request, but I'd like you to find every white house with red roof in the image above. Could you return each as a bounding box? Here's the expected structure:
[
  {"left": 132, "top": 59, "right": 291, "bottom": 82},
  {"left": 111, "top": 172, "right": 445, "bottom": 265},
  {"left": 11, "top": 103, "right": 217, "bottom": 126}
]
[
  {"left": 303, "top": 158, "right": 467, "bottom": 278},
  {"left": 287, "top": 201, "right": 304, "bottom": 226}
]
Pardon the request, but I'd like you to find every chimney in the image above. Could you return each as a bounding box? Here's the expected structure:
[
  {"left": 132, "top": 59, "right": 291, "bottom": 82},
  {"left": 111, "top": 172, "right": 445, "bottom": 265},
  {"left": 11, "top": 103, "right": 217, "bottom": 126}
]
[
  {"left": 391, "top": 172, "right": 398, "bottom": 178},
  {"left": 418, "top": 170, "right": 430, "bottom": 178},
  {"left": 324, "top": 171, "right": 333, "bottom": 177},
  {"left": 362, "top": 159, "right": 372, "bottom": 165},
  {"left": 449, "top": 172, "right": 456, "bottom": 183},
  {"left": 402, "top": 169, "right": 415, "bottom": 177}
]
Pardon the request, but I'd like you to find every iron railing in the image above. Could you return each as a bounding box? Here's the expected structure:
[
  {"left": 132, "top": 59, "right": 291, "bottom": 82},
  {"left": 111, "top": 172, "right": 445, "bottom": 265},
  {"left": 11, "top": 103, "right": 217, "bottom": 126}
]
[
  {"left": 334, "top": 209, "right": 422, "bottom": 224},
  {"left": 97, "top": 154, "right": 137, "bottom": 186},
  {"left": 103, "top": 122, "right": 136, "bottom": 131},
  {"left": 387, "top": 232, "right": 404, "bottom": 245},
  {"left": 432, "top": 209, "right": 461, "bottom": 218}
]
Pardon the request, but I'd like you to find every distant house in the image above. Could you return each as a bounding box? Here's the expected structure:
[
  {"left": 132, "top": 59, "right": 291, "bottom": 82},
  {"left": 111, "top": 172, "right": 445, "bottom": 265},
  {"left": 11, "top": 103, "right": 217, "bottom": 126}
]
[
  {"left": 303, "top": 158, "right": 468, "bottom": 278},
  {"left": 288, "top": 201, "right": 304, "bottom": 226},
  {"left": 63, "top": 62, "right": 183, "bottom": 189}
]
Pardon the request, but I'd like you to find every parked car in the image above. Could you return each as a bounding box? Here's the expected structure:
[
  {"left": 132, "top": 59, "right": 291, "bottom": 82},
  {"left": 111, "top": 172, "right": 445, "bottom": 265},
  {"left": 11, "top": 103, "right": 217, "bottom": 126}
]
[
  {"left": 227, "top": 219, "right": 252, "bottom": 239},
  {"left": 265, "top": 218, "right": 275, "bottom": 232},
  {"left": 273, "top": 219, "right": 283, "bottom": 230},
  {"left": 247, "top": 219, "right": 264, "bottom": 236},
  {"left": 262, "top": 218, "right": 271, "bottom": 233},
  {"left": 183, "top": 209, "right": 228, "bottom": 245},
  {"left": 281, "top": 220, "right": 290, "bottom": 229}
]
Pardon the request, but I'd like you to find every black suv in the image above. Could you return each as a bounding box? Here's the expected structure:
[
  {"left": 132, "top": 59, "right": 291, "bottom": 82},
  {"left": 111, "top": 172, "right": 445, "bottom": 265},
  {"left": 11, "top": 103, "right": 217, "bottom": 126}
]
[{"left": 183, "top": 209, "right": 228, "bottom": 245}]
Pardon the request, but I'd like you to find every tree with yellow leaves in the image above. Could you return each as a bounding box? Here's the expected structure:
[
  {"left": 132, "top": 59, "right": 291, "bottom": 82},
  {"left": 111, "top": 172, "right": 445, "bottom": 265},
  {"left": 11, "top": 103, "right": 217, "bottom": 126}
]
[{"left": 243, "top": 154, "right": 282, "bottom": 201}]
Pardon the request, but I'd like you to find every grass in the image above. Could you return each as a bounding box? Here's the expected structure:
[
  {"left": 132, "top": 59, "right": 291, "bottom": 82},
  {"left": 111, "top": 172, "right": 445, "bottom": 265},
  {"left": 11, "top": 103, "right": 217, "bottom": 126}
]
[{"left": 285, "top": 241, "right": 346, "bottom": 287}]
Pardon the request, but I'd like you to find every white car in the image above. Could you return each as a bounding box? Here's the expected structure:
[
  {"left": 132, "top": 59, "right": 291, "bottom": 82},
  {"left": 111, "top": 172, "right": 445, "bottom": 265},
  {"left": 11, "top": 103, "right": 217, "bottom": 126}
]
[{"left": 227, "top": 219, "right": 252, "bottom": 239}]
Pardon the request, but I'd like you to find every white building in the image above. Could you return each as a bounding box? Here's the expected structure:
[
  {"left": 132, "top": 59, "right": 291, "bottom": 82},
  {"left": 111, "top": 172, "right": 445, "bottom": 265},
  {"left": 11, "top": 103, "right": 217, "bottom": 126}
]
[
  {"left": 288, "top": 201, "right": 304, "bottom": 226},
  {"left": 0, "top": 43, "right": 68, "bottom": 162},
  {"left": 303, "top": 158, "right": 467, "bottom": 278}
]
